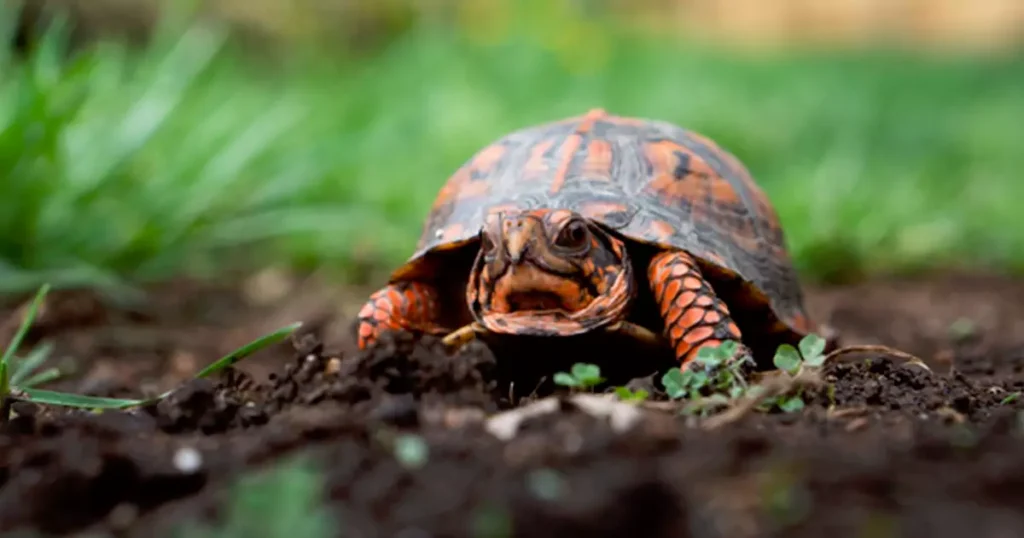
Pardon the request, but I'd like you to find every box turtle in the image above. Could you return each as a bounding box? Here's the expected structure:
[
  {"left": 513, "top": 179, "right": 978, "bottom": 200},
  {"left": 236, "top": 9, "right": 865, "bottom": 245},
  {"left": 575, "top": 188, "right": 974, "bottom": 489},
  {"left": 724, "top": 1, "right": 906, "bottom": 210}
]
[{"left": 356, "top": 109, "right": 834, "bottom": 370}]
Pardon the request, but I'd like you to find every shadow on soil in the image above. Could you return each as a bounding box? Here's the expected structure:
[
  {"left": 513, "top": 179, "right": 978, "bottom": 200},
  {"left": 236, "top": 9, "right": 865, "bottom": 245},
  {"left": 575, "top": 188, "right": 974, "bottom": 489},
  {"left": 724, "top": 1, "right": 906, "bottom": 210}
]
[{"left": 3, "top": 272, "right": 1024, "bottom": 537}]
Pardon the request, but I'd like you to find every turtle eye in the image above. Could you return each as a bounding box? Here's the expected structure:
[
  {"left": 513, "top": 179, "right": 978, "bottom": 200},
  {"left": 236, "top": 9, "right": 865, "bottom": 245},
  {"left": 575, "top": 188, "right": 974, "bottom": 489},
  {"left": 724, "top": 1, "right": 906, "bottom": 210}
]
[{"left": 555, "top": 220, "right": 589, "bottom": 251}]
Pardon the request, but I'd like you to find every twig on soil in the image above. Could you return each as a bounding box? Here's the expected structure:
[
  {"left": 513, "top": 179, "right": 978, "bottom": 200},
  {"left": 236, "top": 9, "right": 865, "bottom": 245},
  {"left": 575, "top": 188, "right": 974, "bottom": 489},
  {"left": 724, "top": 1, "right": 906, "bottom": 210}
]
[
  {"left": 934, "top": 406, "right": 967, "bottom": 424},
  {"left": 822, "top": 344, "right": 931, "bottom": 371},
  {"left": 826, "top": 406, "right": 870, "bottom": 419},
  {"left": 701, "top": 369, "right": 825, "bottom": 431},
  {"left": 844, "top": 417, "right": 870, "bottom": 432},
  {"left": 485, "top": 394, "right": 644, "bottom": 440},
  {"left": 637, "top": 400, "right": 681, "bottom": 412},
  {"left": 507, "top": 376, "right": 548, "bottom": 407}
]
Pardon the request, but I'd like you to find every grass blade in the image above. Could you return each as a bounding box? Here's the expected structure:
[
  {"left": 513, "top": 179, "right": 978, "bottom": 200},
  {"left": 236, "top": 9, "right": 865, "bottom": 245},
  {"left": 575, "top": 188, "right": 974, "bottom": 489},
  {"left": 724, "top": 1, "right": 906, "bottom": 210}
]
[
  {"left": 1, "top": 284, "right": 50, "bottom": 368},
  {"left": 18, "top": 367, "right": 62, "bottom": 389},
  {"left": 13, "top": 322, "right": 302, "bottom": 411},
  {"left": 10, "top": 341, "right": 55, "bottom": 386},
  {"left": 16, "top": 387, "right": 144, "bottom": 409},
  {"left": 0, "top": 361, "right": 8, "bottom": 400},
  {"left": 127, "top": 321, "right": 305, "bottom": 407},
  {"left": 193, "top": 322, "right": 302, "bottom": 379}
]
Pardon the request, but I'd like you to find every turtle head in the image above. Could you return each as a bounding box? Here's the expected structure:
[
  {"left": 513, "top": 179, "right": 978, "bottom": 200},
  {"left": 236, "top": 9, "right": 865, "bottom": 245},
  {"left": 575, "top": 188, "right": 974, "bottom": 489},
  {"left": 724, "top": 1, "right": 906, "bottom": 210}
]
[{"left": 466, "top": 208, "right": 635, "bottom": 337}]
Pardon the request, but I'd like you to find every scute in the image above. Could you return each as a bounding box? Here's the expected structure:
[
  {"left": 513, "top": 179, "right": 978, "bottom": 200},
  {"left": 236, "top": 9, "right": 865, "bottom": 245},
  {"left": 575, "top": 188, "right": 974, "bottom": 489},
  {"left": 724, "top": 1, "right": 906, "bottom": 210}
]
[{"left": 400, "top": 109, "right": 811, "bottom": 334}]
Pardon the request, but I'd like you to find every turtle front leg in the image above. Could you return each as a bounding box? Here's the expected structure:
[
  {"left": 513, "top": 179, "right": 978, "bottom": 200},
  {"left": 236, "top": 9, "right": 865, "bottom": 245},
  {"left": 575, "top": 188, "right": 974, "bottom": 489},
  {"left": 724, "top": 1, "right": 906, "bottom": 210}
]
[
  {"left": 355, "top": 281, "right": 447, "bottom": 350},
  {"left": 648, "top": 250, "right": 752, "bottom": 370}
]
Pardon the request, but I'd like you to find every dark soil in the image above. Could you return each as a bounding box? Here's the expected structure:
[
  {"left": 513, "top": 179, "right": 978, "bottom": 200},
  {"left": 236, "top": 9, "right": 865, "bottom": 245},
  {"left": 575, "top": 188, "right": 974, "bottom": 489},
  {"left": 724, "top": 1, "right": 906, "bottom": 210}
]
[{"left": 4, "top": 271, "right": 1024, "bottom": 537}]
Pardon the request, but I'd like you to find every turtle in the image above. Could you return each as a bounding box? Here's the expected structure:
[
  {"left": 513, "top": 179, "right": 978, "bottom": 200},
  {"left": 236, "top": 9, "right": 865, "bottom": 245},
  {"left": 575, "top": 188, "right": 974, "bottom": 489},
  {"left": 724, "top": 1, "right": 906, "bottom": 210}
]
[{"left": 354, "top": 108, "right": 835, "bottom": 371}]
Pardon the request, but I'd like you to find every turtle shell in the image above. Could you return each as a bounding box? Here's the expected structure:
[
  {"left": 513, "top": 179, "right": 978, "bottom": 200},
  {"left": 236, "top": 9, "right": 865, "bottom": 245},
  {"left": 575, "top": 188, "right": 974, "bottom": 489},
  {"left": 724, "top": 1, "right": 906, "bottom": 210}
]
[{"left": 393, "top": 109, "right": 816, "bottom": 337}]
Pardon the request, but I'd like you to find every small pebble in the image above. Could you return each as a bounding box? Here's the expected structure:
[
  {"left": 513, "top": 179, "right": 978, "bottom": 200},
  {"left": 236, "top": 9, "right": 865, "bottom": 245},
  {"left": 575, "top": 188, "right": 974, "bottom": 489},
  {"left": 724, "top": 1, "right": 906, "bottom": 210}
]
[
  {"left": 108, "top": 503, "right": 138, "bottom": 529},
  {"left": 393, "top": 435, "right": 429, "bottom": 469},
  {"left": 527, "top": 468, "right": 568, "bottom": 501},
  {"left": 173, "top": 447, "right": 203, "bottom": 473}
]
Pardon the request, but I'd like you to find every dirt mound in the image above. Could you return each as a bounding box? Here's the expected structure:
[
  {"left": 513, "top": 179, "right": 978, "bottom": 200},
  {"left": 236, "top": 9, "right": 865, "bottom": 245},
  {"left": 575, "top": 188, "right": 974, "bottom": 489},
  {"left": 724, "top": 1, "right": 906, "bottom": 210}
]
[{"left": 3, "top": 273, "right": 1024, "bottom": 537}]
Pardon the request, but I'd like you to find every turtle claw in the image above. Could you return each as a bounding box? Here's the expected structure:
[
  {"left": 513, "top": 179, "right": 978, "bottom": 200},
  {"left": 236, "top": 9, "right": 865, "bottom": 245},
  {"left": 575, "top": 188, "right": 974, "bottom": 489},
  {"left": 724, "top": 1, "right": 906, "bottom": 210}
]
[{"left": 442, "top": 322, "right": 486, "bottom": 349}]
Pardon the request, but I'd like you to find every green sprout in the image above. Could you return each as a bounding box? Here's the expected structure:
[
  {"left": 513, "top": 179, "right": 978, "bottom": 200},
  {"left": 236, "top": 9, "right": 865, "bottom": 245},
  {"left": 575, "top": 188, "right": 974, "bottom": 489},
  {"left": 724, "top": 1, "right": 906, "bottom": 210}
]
[
  {"left": 1001, "top": 391, "right": 1021, "bottom": 405},
  {"left": 658, "top": 335, "right": 831, "bottom": 417},
  {"left": 772, "top": 333, "right": 827, "bottom": 375},
  {"left": 553, "top": 362, "right": 604, "bottom": 390},
  {"left": 772, "top": 394, "right": 807, "bottom": 413},
  {"left": 947, "top": 317, "right": 977, "bottom": 343},
  {"left": 174, "top": 455, "right": 337, "bottom": 538},
  {"left": 613, "top": 386, "right": 650, "bottom": 403},
  {"left": 762, "top": 333, "right": 829, "bottom": 413},
  {"left": 1, "top": 285, "right": 59, "bottom": 403},
  {"left": 1, "top": 284, "right": 302, "bottom": 421},
  {"left": 660, "top": 341, "right": 750, "bottom": 416}
]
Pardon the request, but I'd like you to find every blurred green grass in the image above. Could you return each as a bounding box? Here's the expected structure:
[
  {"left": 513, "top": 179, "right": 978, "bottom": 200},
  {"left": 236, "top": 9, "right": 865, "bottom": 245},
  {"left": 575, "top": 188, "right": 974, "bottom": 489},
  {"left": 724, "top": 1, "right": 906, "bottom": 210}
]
[
  {"left": 173, "top": 455, "right": 336, "bottom": 537},
  {"left": 2, "top": 5, "right": 1024, "bottom": 297}
]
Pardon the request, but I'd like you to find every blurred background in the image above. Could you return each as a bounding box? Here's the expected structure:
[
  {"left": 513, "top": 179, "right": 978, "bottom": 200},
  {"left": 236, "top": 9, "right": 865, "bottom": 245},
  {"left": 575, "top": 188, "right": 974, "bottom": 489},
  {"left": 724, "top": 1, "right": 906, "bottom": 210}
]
[
  {"left": 2, "top": 0, "right": 1024, "bottom": 303},
  {"left": 1, "top": 4, "right": 1023, "bottom": 534}
]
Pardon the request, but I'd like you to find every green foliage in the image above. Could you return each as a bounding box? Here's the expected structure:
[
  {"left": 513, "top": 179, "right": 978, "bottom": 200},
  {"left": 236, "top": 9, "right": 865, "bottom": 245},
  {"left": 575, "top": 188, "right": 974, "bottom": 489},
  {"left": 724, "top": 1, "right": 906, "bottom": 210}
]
[
  {"left": 0, "top": 5, "right": 395, "bottom": 294},
  {"left": 191, "top": 322, "right": 303, "bottom": 380},
  {"left": 660, "top": 368, "right": 687, "bottom": 400},
  {"left": 947, "top": 317, "right": 978, "bottom": 342},
  {"left": 775, "top": 396, "right": 806, "bottom": 413},
  {"left": 0, "top": 285, "right": 86, "bottom": 416},
  {"left": 0, "top": 284, "right": 302, "bottom": 419},
  {"left": 174, "top": 456, "right": 336, "bottom": 538},
  {"left": 661, "top": 335, "right": 831, "bottom": 416},
  {"left": 613, "top": 386, "right": 649, "bottom": 403},
  {"left": 553, "top": 362, "right": 604, "bottom": 389},
  {"left": 2, "top": 4, "right": 1024, "bottom": 292},
  {"left": 800, "top": 335, "right": 828, "bottom": 367},
  {"left": 660, "top": 341, "right": 750, "bottom": 416},
  {"left": 772, "top": 334, "right": 828, "bottom": 373},
  {"left": 772, "top": 334, "right": 827, "bottom": 375},
  {"left": 472, "top": 503, "right": 513, "bottom": 538},
  {"left": 772, "top": 345, "right": 803, "bottom": 375},
  {"left": 9, "top": 342, "right": 61, "bottom": 388},
  {"left": 0, "top": 285, "right": 49, "bottom": 372},
  {"left": 761, "top": 334, "right": 830, "bottom": 412}
]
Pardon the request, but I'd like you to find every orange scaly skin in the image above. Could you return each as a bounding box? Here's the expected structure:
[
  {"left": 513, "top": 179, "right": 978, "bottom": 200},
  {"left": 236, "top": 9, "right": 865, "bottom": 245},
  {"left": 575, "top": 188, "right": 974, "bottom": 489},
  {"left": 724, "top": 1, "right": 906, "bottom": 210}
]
[
  {"left": 648, "top": 250, "right": 749, "bottom": 368},
  {"left": 356, "top": 282, "right": 445, "bottom": 350}
]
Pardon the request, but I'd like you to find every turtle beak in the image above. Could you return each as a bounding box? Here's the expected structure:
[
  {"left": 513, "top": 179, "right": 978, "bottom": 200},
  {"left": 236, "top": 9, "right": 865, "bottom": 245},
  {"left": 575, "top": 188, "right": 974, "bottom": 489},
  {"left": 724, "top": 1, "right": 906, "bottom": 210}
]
[
  {"left": 506, "top": 231, "right": 529, "bottom": 264},
  {"left": 504, "top": 217, "right": 539, "bottom": 265},
  {"left": 500, "top": 214, "right": 546, "bottom": 266}
]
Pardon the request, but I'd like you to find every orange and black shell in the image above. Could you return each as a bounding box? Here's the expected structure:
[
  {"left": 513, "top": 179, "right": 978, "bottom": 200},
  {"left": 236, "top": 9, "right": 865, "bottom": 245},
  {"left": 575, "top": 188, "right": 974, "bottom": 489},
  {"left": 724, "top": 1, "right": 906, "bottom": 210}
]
[{"left": 394, "top": 109, "right": 815, "bottom": 336}]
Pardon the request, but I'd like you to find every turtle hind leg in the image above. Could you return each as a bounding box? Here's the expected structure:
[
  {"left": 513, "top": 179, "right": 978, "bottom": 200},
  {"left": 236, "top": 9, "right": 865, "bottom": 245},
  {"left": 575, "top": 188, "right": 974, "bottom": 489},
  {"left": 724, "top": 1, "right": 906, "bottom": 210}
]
[
  {"left": 355, "top": 281, "right": 447, "bottom": 350},
  {"left": 647, "top": 250, "right": 751, "bottom": 369}
]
